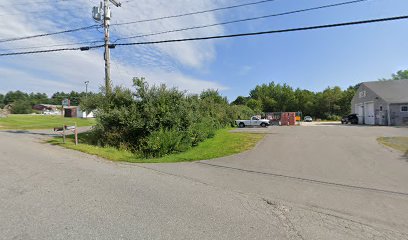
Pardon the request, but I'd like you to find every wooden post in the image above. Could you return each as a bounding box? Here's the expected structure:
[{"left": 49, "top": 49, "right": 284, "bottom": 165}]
[
  {"left": 74, "top": 122, "right": 78, "bottom": 145},
  {"left": 62, "top": 125, "right": 66, "bottom": 143}
]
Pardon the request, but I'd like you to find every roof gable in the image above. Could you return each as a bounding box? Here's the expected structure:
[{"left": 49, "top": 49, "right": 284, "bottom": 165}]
[{"left": 362, "top": 79, "right": 408, "bottom": 104}]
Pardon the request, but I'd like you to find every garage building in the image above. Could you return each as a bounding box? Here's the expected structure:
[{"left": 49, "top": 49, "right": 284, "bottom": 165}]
[{"left": 351, "top": 79, "right": 408, "bottom": 126}]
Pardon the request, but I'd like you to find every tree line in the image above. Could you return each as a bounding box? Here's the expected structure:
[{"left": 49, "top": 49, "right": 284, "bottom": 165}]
[
  {"left": 232, "top": 83, "right": 357, "bottom": 120},
  {"left": 231, "top": 69, "right": 408, "bottom": 120},
  {"left": 0, "top": 91, "right": 94, "bottom": 114}
]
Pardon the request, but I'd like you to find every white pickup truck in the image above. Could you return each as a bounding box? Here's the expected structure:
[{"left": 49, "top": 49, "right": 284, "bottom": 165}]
[{"left": 236, "top": 116, "right": 270, "bottom": 128}]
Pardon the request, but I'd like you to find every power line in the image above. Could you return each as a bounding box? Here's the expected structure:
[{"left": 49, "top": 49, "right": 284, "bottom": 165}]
[
  {"left": 0, "top": 40, "right": 104, "bottom": 52},
  {"left": 0, "top": 7, "right": 90, "bottom": 17},
  {"left": 0, "top": 15, "right": 407, "bottom": 57},
  {"left": 0, "top": 47, "right": 85, "bottom": 56},
  {"left": 114, "top": 15, "right": 408, "bottom": 46},
  {"left": 114, "top": 0, "right": 369, "bottom": 42},
  {"left": 0, "top": 0, "right": 68, "bottom": 7},
  {"left": 0, "top": 25, "right": 100, "bottom": 43},
  {"left": 0, "top": 0, "right": 367, "bottom": 50},
  {"left": 112, "top": 0, "right": 277, "bottom": 26}
]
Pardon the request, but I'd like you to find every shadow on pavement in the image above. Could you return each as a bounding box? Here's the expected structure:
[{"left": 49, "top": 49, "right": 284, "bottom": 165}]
[{"left": 1, "top": 130, "right": 57, "bottom": 136}]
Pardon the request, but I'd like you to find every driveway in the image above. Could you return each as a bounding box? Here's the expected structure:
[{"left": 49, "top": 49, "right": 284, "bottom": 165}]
[{"left": 1, "top": 125, "right": 408, "bottom": 239}]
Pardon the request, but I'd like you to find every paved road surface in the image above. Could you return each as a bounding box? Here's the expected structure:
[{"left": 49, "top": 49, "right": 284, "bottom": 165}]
[{"left": 1, "top": 125, "right": 408, "bottom": 239}]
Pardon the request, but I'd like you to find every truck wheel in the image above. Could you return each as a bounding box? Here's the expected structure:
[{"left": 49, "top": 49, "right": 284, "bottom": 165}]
[
  {"left": 239, "top": 122, "right": 245, "bottom": 128},
  {"left": 260, "top": 123, "right": 267, "bottom": 128}
]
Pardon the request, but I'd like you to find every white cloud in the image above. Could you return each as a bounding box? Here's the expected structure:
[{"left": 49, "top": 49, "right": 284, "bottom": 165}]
[{"left": 0, "top": 0, "right": 228, "bottom": 94}]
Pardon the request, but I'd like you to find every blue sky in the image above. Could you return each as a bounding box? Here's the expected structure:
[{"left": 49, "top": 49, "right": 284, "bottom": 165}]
[{"left": 0, "top": 0, "right": 407, "bottom": 101}]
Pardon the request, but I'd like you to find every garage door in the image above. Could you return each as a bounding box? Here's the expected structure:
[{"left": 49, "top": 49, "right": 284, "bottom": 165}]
[
  {"left": 364, "top": 102, "right": 375, "bottom": 125},
  {"left": 355, "top": 104, "right": 364, "bottom": 124}
]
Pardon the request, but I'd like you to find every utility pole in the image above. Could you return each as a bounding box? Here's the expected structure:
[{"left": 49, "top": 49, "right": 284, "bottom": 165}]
[
  {"left": 84, "top": 81, "right": 89, "bottom": 98},
  {"left": 94, "top": 0, "right": 121, "bottom": 95},
  {"left": 103, "top": 0, "right": 112, "bottom": 95}
]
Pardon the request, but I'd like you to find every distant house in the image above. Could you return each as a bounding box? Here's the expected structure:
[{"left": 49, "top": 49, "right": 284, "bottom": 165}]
[
  {"left": 351, "top": 79, "right": 408, "bottom": 126},
  {"left": 63, "top": 106, "right": 94, "bottom": 118},
  {"left": 32, "top": 104, "right": 59, "bottom": 111}
]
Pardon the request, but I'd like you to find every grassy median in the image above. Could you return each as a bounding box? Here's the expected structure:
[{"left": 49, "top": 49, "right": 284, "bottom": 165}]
[
  {"left": 48, "top": 128, "right": 265, "bottom": 163},
  {"left": 377, "top": 137, "right": 408, "bottom": 154},
  {"left": 0, "top": 114, "right": 96, "bottom": 130}
]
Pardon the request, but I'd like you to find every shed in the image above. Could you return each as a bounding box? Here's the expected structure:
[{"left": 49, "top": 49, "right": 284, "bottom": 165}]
[{"left": 350, "top": 79, "right": 408, "bottom": 126}]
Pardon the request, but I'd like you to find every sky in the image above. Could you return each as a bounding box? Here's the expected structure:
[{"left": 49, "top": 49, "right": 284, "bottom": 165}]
[{"left": 0, "top": 0, "right": 407, "bottom": 101}]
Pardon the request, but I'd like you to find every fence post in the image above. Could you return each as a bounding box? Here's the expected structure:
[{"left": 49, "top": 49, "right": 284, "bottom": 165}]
[
  {"left": 74, "top": 122, "right": 78, "bottom": 145},
  {"left": 62, "top": 125, "right": 66, "bottom": 143}
]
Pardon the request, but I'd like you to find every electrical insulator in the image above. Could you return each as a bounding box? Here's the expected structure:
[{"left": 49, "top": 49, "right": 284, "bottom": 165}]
[{"left": 105, "top": 7, "right": 111, "bottom": 20}]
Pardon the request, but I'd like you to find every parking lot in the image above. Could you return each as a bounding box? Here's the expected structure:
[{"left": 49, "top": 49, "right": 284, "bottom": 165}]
[
  {"left": 146, "top": 124, "right": 408, "bottom": 238},
  {"left": 1, "top": 124, "right": 408, "bottom": 239}
]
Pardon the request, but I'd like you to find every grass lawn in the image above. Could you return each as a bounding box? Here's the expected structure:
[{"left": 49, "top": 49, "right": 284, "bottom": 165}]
[
  {"left": 48, "top": 128, "right": 265, "bottom": 163},
  {"left": 0, "top": 114, "right": 96, "bottom": 130},
  {"left": 377, "top": 137, "right": 408, "bottom": 153}
]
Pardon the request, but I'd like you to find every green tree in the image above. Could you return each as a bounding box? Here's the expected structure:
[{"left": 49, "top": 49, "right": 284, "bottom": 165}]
[
  {"left": 379, "top": 69, "right": 408, "bottom": 81},
  {"left": 11, "top": 100, "right": 33, "bottom": 114},
  {"left": 231, "top": 96, "right": 248, "bottom": 105},
  {"left": 0, "top": 94, "right": 4, "bottom": 108},
  {"left": 4, "top": 91, "right": 29, "bottom": 105}
]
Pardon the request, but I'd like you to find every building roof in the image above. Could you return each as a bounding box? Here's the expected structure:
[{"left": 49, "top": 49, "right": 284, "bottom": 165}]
[{"left": 363, "top": 79, "right": 408, "bottom": 104}]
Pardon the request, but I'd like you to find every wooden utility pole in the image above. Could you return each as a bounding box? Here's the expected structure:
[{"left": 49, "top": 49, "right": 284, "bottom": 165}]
[
  {"left": 103, "top": 0, "right": 112, "bottom": 95},
  {"left": 101, "top": 0, "right": 121, "bottom": 95}
]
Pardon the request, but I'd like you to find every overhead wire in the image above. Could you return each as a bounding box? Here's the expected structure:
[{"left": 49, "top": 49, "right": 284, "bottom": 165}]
[
  {"left": 114, "top": 15, "right": 408, "bottom": 46},
  {"left": 112, "top": 0, "right": 277, "bottom": 26},
  {"left": 2, "top": 0, "right": 370, "bottom": 50},
  {"left": 113, "top": 0, "right": 370, "bottom": 42},
  {"left": 0, "top": 15, "right": 407, "bottom": 57},
  {"left": 0, "top": 0, "right": 69, "bottom": 7},
  {"left": 0, "top": 25, "right": 100, "bottom": 43}
]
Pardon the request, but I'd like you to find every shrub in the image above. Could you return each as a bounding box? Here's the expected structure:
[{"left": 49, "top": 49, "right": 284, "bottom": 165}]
[
  {"left": 11, "top": 100, "right": 33, "bottom": 114},
  {"left": 84, "top": 78, "right": 251, "bottom": 158}
]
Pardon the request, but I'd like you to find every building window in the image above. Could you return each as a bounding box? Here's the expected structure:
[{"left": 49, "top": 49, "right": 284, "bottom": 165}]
[
  {"left": 401, "top": 106, "right": 408, "bottom": 112},
  {"left": 359, "top": 90, "right": 366, "bottom": 98},
  {"left": 379, "top": 106, "right": 383, "bottom": 111}
]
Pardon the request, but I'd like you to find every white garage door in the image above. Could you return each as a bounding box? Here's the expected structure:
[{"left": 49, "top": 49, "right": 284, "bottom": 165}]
[{"left": 364, "top": 102, "right": 375, "bottom": 125}]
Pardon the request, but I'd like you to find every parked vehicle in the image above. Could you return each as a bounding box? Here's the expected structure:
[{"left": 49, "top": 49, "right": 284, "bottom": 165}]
[
  {"left": 341, "top": 114, "right": 359, "bottom": 124},
  {"left": 44, "top": 110, "right": 61, "bottom": 115},
  {"left": 304, "top": 116, "right": 313, "bottom": 122},
  {"left": 236, "top": 116, "right": 270, "bottom": 128}
]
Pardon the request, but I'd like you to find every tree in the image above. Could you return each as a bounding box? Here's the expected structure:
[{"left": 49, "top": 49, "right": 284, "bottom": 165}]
[
  {"left": 231, "top": 96, "right": 248, "bottom": 105},
  {"left": 28, "top": 92, "right": 49, "bottom": 105},
  {"left": 4, "top": 91, "right": 28, "bottom": 105},
  {"left": 11, "top": 100, "right": 32, "bottom": 114},
  {"left": 379, "top": 69, "right": 408, "bottom": 81},
  {"left": 0, "top": 94, "right": 4, "bottom": 108}
]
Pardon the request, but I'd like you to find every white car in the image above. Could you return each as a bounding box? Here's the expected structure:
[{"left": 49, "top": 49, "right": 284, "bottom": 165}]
[
  {"left": 44, "top": 110, "right": 60, "bottom": 115},
  {"left": 304, "top": 116, "right": 313, "bottom": 122},
  {"left": 236, "top": 116, "right": 270, "bottom": 128}
]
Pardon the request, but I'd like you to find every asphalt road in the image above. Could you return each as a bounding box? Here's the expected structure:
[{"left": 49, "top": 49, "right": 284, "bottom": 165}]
[{"left": 1, "top": 124, "right": 408, "bottom": 239}]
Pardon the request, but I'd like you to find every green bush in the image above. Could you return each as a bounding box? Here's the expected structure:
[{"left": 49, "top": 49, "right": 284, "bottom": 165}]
[
  {"left": 11, "top": 100, "right": 33, "bottom": 114},
  {"left": 82, "top": 78, "right": 253, "bottom": 158}
]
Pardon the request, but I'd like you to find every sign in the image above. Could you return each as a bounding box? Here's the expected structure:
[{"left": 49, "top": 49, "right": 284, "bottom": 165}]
[{"left": 62, "top": 98, "right": 70, "bottom": 107}]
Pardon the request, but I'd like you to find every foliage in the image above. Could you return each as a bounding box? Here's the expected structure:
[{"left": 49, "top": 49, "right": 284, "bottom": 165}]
[
  {"left": 0, "top": 90, "right": 95, "bottom": 114},
  {"left": 0, "top": 94, "right": 4, "bottom": 109},
  {"left": 82, "top": 78, "right": 254, "bottom": 158},
  {"left": 48, "top": 129, "right": 265, "bottom": 163},
  {"left": 379, "top": 70, "right": 408, "bottom": 81},
  {"left": 10, "top": 100, "right": 33, "bottom": 114},
  {"left": 232, "top": 82, "right": 356, "bottom": 119}
]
